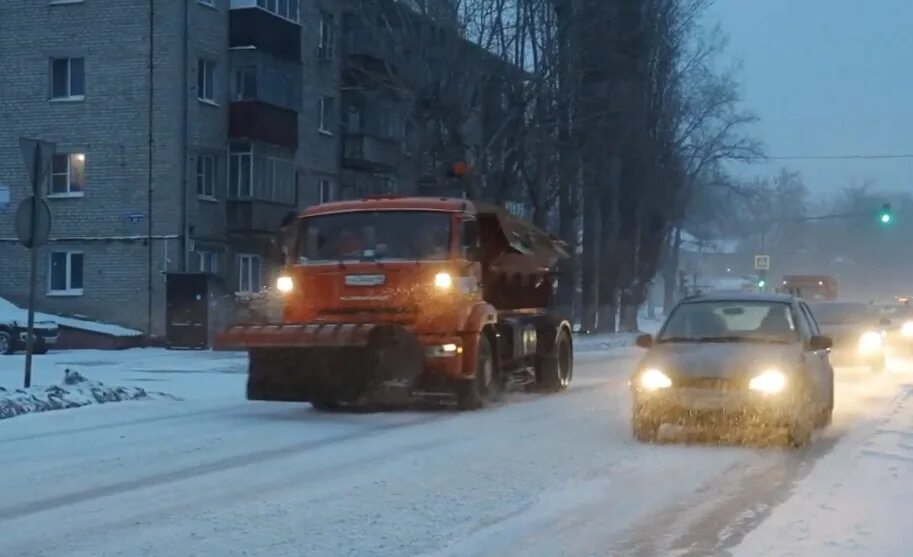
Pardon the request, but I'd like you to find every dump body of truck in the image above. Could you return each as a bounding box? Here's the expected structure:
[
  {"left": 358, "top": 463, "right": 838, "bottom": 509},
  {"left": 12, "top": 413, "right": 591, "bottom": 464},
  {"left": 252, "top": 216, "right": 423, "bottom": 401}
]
[
  {"left": 215, "top": 196, "right": 573, "bottom": 409},
  {"left": 778, "top": 275, "right": 838, "bottom": 301}
]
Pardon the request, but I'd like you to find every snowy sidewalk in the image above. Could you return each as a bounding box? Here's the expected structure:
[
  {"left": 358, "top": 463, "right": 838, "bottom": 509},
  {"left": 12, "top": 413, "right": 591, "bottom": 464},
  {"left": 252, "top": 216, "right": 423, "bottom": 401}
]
[{"left": 735, "top": 372, "right": 913, "bottom": 556}]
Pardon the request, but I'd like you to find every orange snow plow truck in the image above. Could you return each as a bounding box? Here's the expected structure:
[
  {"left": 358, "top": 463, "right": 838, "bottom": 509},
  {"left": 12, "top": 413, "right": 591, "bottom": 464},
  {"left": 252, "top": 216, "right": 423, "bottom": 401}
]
[{"left": 214, "top": 196, "right": 574, "bottom": 410}]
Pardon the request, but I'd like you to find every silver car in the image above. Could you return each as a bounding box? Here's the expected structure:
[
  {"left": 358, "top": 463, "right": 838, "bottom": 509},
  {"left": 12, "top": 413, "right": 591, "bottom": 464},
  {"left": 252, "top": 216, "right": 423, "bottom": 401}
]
[{"left": 631, "top": 293, "right": 835, "bottom": 448}]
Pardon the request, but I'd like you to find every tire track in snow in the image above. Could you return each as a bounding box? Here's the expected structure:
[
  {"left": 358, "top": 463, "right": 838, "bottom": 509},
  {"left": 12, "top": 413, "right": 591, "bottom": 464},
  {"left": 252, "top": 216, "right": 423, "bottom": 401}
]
[{"left": 0, "top": 413, "right": 451, "bottom": 522}]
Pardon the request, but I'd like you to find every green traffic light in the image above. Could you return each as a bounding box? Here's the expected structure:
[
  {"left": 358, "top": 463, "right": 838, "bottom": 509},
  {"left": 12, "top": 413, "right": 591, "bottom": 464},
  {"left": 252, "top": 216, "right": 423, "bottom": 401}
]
[
  {"left": 880, "top": 202, "right": 892, "bottom": 224},
  {"left": 881, "top": 213, "right": 892, "bottom": 224},
  {"left": 758, "top": 280, "right": 767, "bottom": 288}
]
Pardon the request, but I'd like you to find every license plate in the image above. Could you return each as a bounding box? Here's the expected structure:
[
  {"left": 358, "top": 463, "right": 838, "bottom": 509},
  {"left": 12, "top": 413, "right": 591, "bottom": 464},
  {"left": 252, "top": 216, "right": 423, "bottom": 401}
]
[
  {"left": 678, "top": 389, "right": 738, "bottom": 411},
  {"left": 345, "top": 274, "right": 386, "bottom": 287}
]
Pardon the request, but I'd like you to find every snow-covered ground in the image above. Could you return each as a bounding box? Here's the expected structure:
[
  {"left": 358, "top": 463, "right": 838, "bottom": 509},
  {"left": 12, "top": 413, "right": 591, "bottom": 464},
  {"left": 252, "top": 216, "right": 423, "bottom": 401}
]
[{"left": 0, "top": 344, "right": 911, "bottom": 556}]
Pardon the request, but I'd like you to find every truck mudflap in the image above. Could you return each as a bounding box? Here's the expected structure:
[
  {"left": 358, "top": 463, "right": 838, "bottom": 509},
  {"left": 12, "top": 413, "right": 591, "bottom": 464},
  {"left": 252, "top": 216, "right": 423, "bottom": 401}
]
[{"left": 217, "top": 323, "right": 424, "bottom": 406}]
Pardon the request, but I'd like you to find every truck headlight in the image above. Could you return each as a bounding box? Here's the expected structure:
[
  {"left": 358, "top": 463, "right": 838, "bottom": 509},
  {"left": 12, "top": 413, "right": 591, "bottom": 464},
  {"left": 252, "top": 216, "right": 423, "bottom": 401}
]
[
  {"left": 276, "top": 275, "right": 294, "bottom": 293},
  {"left": 434, "top": 272, "right": 453, "bottom": 290},
  {"left": 749, "top": 369, "right": 787, "bottom": 394},
  {"left": 902, "top": 321, "right": 913, "bottom": 338},
  {"left": 858, "top": 331, "right": 883, "bottom": 353},
  {"left": 639, "top": 368, "right": 672, "bottom": 390}
]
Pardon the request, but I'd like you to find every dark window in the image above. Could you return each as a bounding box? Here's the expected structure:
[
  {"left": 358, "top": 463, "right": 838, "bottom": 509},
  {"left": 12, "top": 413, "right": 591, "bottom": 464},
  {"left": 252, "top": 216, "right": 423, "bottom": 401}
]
[
  {"left": 233, "top": 66, "right": 258, "bottom": 100},
  {"left": 196, "top": 155, "right": 216, "bottom": 198},
  {"left": 198, "top": 59, "right": 216, "bottom": 102},
  {"left": 319, "top": 11, "right": 335, "bottom": 60},
  {"left": 48, "top": 251, "right": 84, "bottom": 294},
  {"left": 51, "top": 57, "right": 84, "bottom": 99},
  {"left": 318, "top": 96, "right": 334, "bottom": 133}
]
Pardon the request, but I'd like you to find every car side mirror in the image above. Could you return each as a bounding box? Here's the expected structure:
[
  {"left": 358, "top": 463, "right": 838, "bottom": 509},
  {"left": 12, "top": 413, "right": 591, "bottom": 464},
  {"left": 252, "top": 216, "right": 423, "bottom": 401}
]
[
  {"left": 636, "top": 334, "right": 654, "bottom": 349},
  {"left": 809, "top": 335, "right": 833, "bottom": 351}
]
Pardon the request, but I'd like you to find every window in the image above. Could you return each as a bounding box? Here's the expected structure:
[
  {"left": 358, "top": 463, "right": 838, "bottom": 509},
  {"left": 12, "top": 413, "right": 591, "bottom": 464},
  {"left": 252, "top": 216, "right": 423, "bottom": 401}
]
[
  {"left": 197, "top": 59, "right": 216, "bottom": 102},
  {"left": 196, "top": 155, "right": 216, "bottom": 198},
  {"left": 50, "top": 57, "right": 84, "bottom": 99},
  {"left": 198, "top": 251, "right": 218, "bottom": 274},
  {"left": 233, "top": 66, "right": 257, "bottom": 101},
  {"left": 237, "top": 254, "right": 262, "bottom": 293},
  {"left": 658, "top": 301, "right": 799, "bottom": 344},
  {"left": 319, "top": 11, "right": 335, "bottom": 60},
  {"left": 461, "top": 219, "right": 479, "bottom": 258},
  {"left": 48, "top": 251, "right": 84, "bottom": 295},
  {"left": 318, "top": 96, "right": 334, "bottom": 134},
  {"left": 800, "top": 303, "right": 821, "bottom": 336},
  {"left": 319, "top": 178, "right": 333, "bottom": 203},
  {"left": 229, "top": 143, "right": 252, "bottom": 198},
  {"left": 49, "top": 153, "right": 86, "bottom": 196},
  {"left": 256, "top": 0, "right": 298, "bottom": 22}
]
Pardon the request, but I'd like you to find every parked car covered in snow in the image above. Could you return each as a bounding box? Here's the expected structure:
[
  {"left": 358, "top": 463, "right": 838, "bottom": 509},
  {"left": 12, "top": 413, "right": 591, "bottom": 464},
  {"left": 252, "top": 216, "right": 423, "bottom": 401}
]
[{"left": 0, "top": 298, "right": 59, "bottom": 355}]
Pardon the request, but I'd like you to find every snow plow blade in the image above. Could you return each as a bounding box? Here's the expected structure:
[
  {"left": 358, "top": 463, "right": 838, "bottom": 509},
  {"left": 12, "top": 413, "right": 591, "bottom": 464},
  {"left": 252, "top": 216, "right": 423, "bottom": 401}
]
[{"left": 215, "top": 323, "right": 424, "bottom": 406}]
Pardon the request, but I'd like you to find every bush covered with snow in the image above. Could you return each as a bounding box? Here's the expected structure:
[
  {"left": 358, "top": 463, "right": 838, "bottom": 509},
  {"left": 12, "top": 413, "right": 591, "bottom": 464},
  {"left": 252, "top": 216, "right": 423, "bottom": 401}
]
[{"left": 0, "top": 369, "right": 173, "bottom": 420}]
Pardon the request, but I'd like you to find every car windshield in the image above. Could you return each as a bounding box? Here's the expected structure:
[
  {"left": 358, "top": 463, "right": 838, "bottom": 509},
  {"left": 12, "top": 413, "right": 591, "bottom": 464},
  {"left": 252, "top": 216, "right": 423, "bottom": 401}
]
[
  {"left": 658, "top": 301, "right": 799, "bottom": 344},
  {"left": 808, "top": 303, "right": 874, "bottom": 325},
  {"left": 298, "top": 210, "right": 452, "bottom": 263}
]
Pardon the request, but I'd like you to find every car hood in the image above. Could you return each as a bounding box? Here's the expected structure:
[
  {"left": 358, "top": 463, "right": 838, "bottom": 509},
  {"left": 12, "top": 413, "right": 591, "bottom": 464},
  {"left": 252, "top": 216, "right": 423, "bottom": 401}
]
[{"left": 637, "top": 342, "right": 803, "bottom": 380}]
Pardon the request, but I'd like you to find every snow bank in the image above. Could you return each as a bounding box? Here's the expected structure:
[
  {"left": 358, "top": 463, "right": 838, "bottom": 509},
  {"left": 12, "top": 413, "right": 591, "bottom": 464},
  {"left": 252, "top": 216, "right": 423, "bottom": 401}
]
[
  {"left": 0, "top": 296, "right": 142, "bottom": 337},
  {"left": 0, "top": 369, "right": 173, "bottom": 420}
]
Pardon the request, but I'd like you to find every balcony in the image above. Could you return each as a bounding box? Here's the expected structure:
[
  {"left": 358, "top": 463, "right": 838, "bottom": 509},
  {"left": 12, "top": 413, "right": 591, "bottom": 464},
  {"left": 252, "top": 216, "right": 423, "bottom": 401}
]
[
  {"left": 343, "top": 134, "right": 400, "bottom": 171},
  {"left": 226, "top": 200, "right": 294, "bottom": 234},
  {"left": 230, "top": 7, "right": 301, "bottom": 63},
  {"left": 229, "top": 101, "right": 298, "bottom": 150}
]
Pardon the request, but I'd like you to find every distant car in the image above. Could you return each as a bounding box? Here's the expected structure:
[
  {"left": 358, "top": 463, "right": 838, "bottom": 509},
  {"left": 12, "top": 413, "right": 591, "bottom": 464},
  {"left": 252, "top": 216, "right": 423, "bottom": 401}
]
[
  {"left": 872, "top": 303, "right": 913, "bottom": 356},
  {"left": 0, "top": 315, "right": 59, "bottom": 356},
  {"left": 806, "top": 302, "right": 888, "bottom": 372},
  {"left": 631, "top": 293, "right": 834, "bottom": 448}
]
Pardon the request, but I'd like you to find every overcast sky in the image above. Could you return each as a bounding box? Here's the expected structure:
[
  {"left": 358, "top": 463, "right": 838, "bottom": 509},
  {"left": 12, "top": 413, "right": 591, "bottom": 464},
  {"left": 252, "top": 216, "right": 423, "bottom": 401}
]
[{"left": 709, "top": 0, "right": 913, "bottom": 198}]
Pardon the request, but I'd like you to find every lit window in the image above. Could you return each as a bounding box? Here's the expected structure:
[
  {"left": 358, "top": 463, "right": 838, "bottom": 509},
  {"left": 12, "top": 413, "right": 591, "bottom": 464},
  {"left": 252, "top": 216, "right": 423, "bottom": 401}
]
[{"left": 49, "top": 153, "right": 86, "bottom": 196}]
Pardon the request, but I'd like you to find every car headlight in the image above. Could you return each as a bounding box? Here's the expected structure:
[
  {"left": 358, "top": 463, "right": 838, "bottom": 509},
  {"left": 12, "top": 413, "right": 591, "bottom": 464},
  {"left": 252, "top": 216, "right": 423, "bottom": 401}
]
[
  {"left": 749, "top": 369, "right": 787, "bottom": 394},
  {"left": 276, "top": 275, "right": 294, "bottom": 293},
  {"left": 858, "top": 331, "right": 883, "bottom": 353},
  {"left": 638, "top": 368, "right": 672, "bottom": 390},
  {"left": 902, "top": 321, "right": 913, "bottom": 338},
  {"left": 434, "top": 272, "right": 453, "bottom": 290}
]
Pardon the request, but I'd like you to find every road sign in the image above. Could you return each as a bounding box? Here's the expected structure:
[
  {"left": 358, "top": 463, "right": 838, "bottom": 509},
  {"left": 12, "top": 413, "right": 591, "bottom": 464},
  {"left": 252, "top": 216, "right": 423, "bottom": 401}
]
[
  {"left": 15, "top": 196, "right": 51, "bottom": 248},
  {"left": 19, "top": 138, "right": 55, "bottom": 188},
  {"left": 754, "top": 255, "right": 770, "bottom": 271}
]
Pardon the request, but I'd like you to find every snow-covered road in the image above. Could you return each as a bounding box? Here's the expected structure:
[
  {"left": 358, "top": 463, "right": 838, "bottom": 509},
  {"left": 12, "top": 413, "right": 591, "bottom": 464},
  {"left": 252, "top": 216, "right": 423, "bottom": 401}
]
[{"left": 0, "top": 348, "right": 910, "bottom": 556}]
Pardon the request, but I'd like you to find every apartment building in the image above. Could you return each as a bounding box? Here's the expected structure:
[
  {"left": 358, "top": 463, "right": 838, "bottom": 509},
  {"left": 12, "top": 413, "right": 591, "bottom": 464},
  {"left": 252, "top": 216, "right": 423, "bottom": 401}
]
[
  {"left": 0, "top": 0, "right": 511, "bottom": 340},
  {"left": 0, "top": 0, "right": 341, "bottom": 338}
]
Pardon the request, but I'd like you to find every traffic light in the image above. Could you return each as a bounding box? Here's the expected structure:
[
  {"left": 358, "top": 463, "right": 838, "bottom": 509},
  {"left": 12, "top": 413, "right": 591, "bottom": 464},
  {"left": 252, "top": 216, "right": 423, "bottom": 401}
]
[
  {"left": 758, "top": 279, "right": 767, "bottom": 289},
  {"left": 879, "top": 203, "right": 892, "bottom": 224}
]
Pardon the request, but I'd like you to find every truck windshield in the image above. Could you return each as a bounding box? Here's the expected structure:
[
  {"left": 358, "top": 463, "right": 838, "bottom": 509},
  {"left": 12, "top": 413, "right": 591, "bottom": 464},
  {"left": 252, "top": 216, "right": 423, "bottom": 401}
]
[{"left": 298, "top": 210, "right": 452, "bottom": 263}]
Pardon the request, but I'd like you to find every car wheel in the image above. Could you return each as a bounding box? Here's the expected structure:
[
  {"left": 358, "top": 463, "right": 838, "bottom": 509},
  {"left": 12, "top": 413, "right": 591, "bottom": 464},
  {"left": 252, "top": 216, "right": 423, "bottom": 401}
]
[
  {"left": 632, "top": 416, "right": 661, "bottom": 443},
  {"left": 457, "top": 334, "right": 497, "bottom": 410},
  {"left": 787, "top": 402, "right": 814, "bottom": 449},
  {"left": 0, "top": 331, "right": 15, "bottom": 355}
]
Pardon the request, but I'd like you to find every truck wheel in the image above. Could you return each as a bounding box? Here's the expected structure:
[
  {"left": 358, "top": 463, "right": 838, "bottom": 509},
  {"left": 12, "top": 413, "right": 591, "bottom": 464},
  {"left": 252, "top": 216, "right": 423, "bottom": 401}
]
[
  {"left": 0, "top": 331, "right": 15, "bottom": 355},
  {"left": 457, "top": 334, "right": 496, "bottom": 410},
  {"left": 536, "top": 329, "right": 572, "bottom": 392}
]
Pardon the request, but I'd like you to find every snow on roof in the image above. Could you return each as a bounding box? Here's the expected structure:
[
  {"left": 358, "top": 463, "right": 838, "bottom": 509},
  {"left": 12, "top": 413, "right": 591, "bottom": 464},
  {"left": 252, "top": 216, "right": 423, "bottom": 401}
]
[
  {"left": 680, "top": 231, "right": 739, "bottom": 255},
  {"left": 0, "top": 296, "right": 142, "bottom": 337}
]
